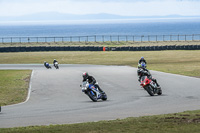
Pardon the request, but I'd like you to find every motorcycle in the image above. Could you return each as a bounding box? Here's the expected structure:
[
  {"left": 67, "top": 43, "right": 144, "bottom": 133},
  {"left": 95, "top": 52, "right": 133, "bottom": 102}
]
[
  {"left": 54, "top": 62, "right": 59, "bottom": 69},
  {"left": 140, "top": 76, "right": 162, "bottom": 96},
  {"left": 45, "top": 63, "right": 51, "bottom": 69},
  {"left": 80, "top": 81, "right": 107, "bottom": 102}
]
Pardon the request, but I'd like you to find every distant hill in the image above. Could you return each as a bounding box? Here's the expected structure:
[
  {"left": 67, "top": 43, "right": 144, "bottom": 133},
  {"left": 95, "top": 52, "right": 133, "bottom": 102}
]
[{"left": 0, "top": 12, "right": 199, "bottom": 22}]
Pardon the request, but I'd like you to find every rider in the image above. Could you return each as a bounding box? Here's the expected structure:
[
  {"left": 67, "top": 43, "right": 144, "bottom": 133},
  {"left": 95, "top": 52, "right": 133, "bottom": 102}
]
[
  {"left": 44, "top": 61, "right": 49, "bottom": 68},
  {"left": 138, "top": 57, "right": 147, "bottom": 65},
  {"left": 44, "top": 61, "right": 51, "bottom": 69},
  {"left": 82, "top": 72, "right": 104, "bottom": 93},
  {"left": 53, "top": 59, "right": 58, "bottom": 67},
  {"left": 137, "top": 64, "right": 160, "bottom": 89}
]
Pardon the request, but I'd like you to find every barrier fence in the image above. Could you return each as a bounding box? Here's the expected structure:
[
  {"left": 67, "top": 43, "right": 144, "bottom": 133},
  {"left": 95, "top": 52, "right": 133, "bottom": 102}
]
[
  {"left": 1, "top": 34, "right": 200, "bottom": 44},
  {"left": 1, "top": 45, "right": 200, "bottom": 52}
]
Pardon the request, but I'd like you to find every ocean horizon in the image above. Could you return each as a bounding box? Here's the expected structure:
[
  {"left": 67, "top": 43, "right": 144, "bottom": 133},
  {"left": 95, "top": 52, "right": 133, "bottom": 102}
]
[{"left": 0, "top": 18, "right": 200, "bottom": 42}]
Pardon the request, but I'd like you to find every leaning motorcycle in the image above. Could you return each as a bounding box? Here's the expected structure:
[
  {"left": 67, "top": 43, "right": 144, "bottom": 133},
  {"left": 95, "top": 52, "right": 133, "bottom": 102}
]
[
  {"left": 54, "top": 62, "right": 59, "bottom": 69},
  {"left": 45, "top": 64, "right": 51, "bottom": 69},
  {"left": 81, "top": 81, "right": 107, "bottom": 102},
  {"left": 140, "top": 76, "right": 162, "bottom": 96}
]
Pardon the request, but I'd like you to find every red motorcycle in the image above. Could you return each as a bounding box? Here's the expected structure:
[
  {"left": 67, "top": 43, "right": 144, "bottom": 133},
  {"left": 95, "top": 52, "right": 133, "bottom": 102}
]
[{"left": 140, "top": 76, "right": 162, "bottom": 96}]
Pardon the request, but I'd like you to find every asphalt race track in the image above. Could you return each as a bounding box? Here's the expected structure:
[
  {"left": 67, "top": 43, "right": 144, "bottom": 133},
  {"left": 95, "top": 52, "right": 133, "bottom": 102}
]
[{"left": 0, "top": 64, "right": 200, "bottom": 128}]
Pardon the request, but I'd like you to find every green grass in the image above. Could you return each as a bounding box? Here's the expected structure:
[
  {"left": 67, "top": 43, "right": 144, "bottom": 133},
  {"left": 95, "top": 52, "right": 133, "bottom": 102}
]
[
  {"left": 0, "top": 70, "right": 32, "bottom": 106},
  {"left": 0, "top": 110, "right": 200, "bottom": 133},
  {"left": 0, "top": 50, "right": 200, "bottom": 77},
  {"left": 0, "top": 50, "right": 200, "bottom": 132}
]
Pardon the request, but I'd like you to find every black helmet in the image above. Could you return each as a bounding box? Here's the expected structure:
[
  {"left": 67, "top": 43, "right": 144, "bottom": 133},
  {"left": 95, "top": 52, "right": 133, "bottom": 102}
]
[{"left": 82, "top": 72, "right": 89, "bottom": 79}]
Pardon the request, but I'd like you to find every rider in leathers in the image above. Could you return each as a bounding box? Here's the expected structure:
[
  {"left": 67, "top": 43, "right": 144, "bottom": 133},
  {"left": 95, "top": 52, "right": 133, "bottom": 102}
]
[
  {"left": 138, "top": 57, "right": 147, "bottom": 65},
  {"left": 82, "top": 72, "right": 104, "bottom": 93},
  {"left": 137, "top": 64, "right": 160, "bottom": 89},
  {"left": 53, "top": 59, "right": 58, "bottom": 67},
  {"left": 44, "top": 61, "right": 50, "bottom": 68}
]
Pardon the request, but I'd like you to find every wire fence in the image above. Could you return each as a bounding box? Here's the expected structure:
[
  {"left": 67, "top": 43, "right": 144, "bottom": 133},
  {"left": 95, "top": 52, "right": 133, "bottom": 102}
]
[{"left": 1, "top": 34, "right": 200, "bottom": 44}]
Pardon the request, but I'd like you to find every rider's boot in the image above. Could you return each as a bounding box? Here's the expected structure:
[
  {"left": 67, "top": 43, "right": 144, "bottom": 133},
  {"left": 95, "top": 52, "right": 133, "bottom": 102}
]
[
  {"left": 95, "top": 84, "right": 105, "bottom": 94},
  {"left": 152, "top": 78, "right": 161, "bottom": 89},
  {"left": 156, "top": 83, "right": 161, "bottom": 89}
]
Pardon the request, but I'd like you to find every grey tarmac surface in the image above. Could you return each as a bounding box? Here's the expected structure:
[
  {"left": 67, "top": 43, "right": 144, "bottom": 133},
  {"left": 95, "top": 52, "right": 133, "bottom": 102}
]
[{"left": 0, "top": 64, "right": 200, "bottom": 128}]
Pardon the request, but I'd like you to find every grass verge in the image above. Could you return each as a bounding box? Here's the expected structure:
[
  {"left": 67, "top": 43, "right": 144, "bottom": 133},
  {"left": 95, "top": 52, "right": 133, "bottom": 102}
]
[
  {"left": 0, "top": 70, "right": 31, "bottom": 106},
  {"left": 0, "top": 110, "right": 200, "bottom": 133}
]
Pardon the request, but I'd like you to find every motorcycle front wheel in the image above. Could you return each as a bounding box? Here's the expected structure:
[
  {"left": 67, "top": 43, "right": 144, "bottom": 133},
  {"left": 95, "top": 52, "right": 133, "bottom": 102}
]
[
  {"left": 145, "top": 86, "right": 154, "bottom": 96},
  {"left": 87, "top": 91, "right": 98, "bottom": 102}
]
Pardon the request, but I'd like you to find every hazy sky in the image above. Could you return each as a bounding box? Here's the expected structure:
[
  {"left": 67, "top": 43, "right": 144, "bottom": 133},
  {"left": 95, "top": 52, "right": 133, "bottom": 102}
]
[{"left": 0, "top": 0, "right": 200, "bottom": 17}]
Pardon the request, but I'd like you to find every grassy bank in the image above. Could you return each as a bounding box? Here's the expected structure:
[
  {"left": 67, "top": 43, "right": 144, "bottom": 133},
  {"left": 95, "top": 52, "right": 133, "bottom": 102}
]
[
  {"left": 0, "top": 70, "right": 31, "bottom": 106},
  {"left": 0, "top": 50, "right": 200, "bottom": 77},
  {"left": 0, "top": 110, "right": 200, "bottom": 133}
]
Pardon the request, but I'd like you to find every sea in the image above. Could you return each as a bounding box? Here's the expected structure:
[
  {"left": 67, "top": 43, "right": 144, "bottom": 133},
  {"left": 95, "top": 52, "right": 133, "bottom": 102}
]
[{"left": 0, "top": 18, "right": 200, "bottom": 42}]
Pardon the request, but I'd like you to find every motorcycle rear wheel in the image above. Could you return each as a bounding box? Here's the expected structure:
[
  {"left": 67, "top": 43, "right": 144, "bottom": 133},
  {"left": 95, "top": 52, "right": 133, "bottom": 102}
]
[
  {"left": 157, "top": 89, "right": 162, "bottom": 95},
  {"left": 101, "top": 93, "right": 107, "bottom": 101}
]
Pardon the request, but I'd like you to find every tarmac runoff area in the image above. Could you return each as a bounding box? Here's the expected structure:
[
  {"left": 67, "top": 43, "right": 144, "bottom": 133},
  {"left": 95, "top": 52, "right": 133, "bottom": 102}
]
[{"left": 0, "top": 64, "right": 200, "bottom": 128}]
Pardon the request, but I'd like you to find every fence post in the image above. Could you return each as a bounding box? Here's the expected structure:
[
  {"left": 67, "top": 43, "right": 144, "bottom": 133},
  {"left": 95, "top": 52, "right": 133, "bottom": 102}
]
[
  {"left": 141, "top": 35, "right": 144, "bottom": 42},
  {"left": 185, "top": 35, "right": 186, "bottom": 41},
  {"left": 70, "top": 37, "right": 72, "bottom": 42},
  {"left": 178, "top": 35, "right": 179, "bottom": 41},
  {"left": 20, "top": 37, "right": 21, "bottom": 43},
  {"left": 192, "top": 34, "right": 194, "bottom": 41},
  {"left": 133, "top": 36, "right": 134, "bottom": 42},
  {"left": 110, "top": 35, "right": 112, "bottom": 42},
  {"left": 170, "top": 35, "right": 172, "bottom": 41},
  {"left": 102, "top": 35, "right": 104, "bottom": 42},
  {"left": 156, "top": 35, "right": 157, "bottom": 42},
  {"left": 95, "top": 35, "right": 96, "bottom": 42}
]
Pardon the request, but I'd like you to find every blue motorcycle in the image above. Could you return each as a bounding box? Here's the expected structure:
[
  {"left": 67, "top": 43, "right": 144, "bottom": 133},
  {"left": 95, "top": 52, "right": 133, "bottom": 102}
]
[{"left": 81, "top": 81, "right": 107, "bottom": 102}]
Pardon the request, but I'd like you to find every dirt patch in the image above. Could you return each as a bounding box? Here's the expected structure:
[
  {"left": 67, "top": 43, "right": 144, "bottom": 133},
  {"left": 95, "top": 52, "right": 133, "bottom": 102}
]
[{"left": 164, "top": 116, "right": 200, "bottom": 123}]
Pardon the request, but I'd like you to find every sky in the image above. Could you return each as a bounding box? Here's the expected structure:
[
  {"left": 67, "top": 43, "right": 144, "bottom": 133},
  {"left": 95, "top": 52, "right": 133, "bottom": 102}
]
[{"left": 0, "top": 0, "right": 200, "bottom": 17}]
